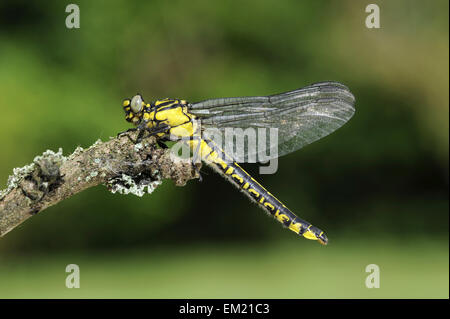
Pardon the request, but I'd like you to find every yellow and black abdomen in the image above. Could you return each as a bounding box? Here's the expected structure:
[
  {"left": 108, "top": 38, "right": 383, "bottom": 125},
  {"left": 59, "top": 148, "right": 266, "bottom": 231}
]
[{"left": 201, "top": 137, "right": 328, "bottom": 245}]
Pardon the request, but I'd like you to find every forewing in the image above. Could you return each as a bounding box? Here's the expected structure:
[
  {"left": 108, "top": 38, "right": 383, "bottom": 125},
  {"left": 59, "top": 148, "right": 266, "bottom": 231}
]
[{"left": 189, "top": 82, "right": 355, "bottom": 162}]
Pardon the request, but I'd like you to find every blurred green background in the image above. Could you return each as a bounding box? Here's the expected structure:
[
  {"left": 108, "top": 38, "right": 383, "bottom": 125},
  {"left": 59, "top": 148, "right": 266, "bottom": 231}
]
[{"left": 0, "top": 0, "right": 448, "bottom": 298}]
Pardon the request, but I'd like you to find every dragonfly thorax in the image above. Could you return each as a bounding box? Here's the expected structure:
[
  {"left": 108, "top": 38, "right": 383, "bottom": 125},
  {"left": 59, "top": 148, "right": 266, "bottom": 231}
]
[{"left": 122, "top": 95, "right": 197, "bottom": 139}]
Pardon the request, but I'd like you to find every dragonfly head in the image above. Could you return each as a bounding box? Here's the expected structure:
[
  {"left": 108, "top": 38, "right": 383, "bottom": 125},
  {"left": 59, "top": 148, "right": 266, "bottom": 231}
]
[{"left": 122, "top": 94, "right": 146, "bottom": 125}]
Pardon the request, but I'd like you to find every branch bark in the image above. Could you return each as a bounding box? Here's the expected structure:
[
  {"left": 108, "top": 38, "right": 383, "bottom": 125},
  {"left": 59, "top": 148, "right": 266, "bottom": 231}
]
[{"left": 0, "top": 132, "right": 200, "bottom": 237}]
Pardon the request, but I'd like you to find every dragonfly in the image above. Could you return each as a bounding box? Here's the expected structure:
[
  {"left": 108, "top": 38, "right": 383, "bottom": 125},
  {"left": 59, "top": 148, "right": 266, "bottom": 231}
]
[{"left": 121, "top": 81, "right": 355, "bottom": 245}]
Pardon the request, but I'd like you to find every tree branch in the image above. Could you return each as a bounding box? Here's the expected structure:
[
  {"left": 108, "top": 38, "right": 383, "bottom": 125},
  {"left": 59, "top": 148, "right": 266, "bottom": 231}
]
[{"left": 0, "top": 132, "right": 200, "bottom": 237}]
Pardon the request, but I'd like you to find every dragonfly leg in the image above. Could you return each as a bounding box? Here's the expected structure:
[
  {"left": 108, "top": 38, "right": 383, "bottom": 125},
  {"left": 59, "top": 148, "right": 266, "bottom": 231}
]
[
  {"left": 119, "top": 122, "right": 171, "bottom": 144},
  {"left": 146, "top": 123, "right": 170, "bottom": 138},
  {"left": 192, "top": 161, "right": 202, "bottom": 182},
  {"left": 134, "top": 123, "right": 171, "bottom": 144},
  {"left": 134, "top": 128, "right": 147, "bottom": 144},
  {"left": 156, "top": 136, "right": 170, "bottom": 149},
  {"left": 176, "top": 135, "right": 203, "bottom": 182},
  {"left": 117, "top": 127, "right": 143, "bottom": 144},
  {"left": 191, "top": 136, "right": 203, "bottom": 182},
  {"left": 117, "top": 127, "right": 138, "bottom": 138}
]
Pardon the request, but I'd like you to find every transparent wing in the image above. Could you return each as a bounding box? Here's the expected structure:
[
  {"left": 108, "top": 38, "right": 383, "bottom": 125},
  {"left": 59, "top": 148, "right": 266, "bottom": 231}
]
[{"left": 189, "top": 81, "right": 355, "bottom": 162}]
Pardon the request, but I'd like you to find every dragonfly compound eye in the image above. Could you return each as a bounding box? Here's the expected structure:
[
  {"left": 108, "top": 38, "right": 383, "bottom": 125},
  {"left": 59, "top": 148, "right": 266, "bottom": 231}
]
[{"left": 130, "top": 94, "right": 144, "bottom": 113}]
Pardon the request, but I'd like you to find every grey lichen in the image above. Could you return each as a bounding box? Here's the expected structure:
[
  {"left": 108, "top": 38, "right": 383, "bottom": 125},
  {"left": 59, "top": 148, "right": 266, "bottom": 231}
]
[
  {"left": 0, "top": 148, "right": 66, "bottom": 200},
  {"left": 134, "top": 143, "right": 144, "bottom": 152},
  {"left": 68, "top": 146, "right": 84, "bottom": 160},
  {"left": 0, "top": 164, "right": 35, "bottom": 200},
  {"left": 107, "top": 173, "right": 162, "bottom": 197},
  {"left": 92, "top": 139, "right": 103, "bottom": 147},
  {"left": 85, "top": 171, "right": 99, "bottom": 182}
]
